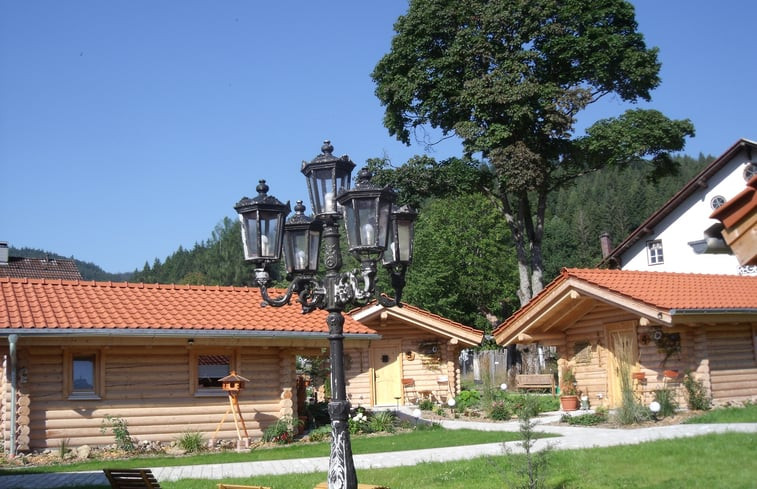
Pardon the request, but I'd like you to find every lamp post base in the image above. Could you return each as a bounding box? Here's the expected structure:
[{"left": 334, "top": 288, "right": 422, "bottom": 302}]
[{"left": 328, "top": 400, "right": 357, "bottom": 489}]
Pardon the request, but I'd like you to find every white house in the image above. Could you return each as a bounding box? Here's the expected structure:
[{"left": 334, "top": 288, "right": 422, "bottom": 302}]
[{"left": 602, "top": 138, "right": 757, "bottom": 275}]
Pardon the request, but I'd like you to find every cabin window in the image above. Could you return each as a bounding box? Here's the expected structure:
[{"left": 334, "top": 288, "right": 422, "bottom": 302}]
[
  {"left": 646, "top": 240, "right": 664, "bottom": 265},
  {"left": 193, "top": 351, "right": 238, "bottom": 396},
  {"left": 64, "top": 350, "right": 102, "bottom": 400}
]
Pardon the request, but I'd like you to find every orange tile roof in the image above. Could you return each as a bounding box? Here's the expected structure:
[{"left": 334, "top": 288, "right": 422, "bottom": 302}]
[
  {"left": 562, "top": 268, "right": 757, "bottom": 310},
  {"left": 494, "top": 268, "right": 757, "bottom": 345},
  {"left": 0, "top": 278, "right": 376, "bottom": 336}
]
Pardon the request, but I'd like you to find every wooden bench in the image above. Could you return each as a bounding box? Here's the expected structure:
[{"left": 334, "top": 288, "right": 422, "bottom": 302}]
[
  {"left": 314, "top": 483, "right": 389, "bottom": 489},
  {"left": 515, "top": 374, "right": 555, "bottom": 395},
  {"left": 103, "top": 469, "right": 161, "bottom": 489}
]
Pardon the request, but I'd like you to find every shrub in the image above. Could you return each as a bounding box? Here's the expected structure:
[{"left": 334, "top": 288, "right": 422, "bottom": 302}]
[
  {"left": 653, "top": 388, "right": 678, "bottom": 417},
  {"left": 100, "top": 415, "right": 136, "bottom": 452},
  {"left": 418, "top": 398, "right": 435, "bottom": 411},
  {"left": 176, "top": 430, "right": 205, "bottom": 453},
  {"left": 614, "top": 368, "right": 650, "bottom": 425},
  {"left": 262, "top": 417, "right": 296, "bottom": 444},
  {"left": 488, "top": 400, "right": 512, "bottom": 421},
  {"left": 307, "top": 425, "right": 332, "bottom": 442},
  {"left": 349, "top": 410, "right": 370, "bottom": 435},
  {"left": 454, "top": 389, "right": 481, "bottom": 412},
  {"left": 368, "top": 410, "right": 396, "bottom": 433},
  {"left": 682, "top": 371, "right": 711, "bottom": 411},
  {"left": 561, "top": 411, "right": 608, "bottom": 426}
]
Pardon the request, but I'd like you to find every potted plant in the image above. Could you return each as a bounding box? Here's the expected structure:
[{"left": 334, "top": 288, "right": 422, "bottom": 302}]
[{"left": 559, "top": 368, "right": 580, "bottom": 411}]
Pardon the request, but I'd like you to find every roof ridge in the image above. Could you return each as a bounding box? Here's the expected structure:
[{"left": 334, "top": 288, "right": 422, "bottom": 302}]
[
  {"left": 0, "top": 276, "right": 260, "bottom": 292},
  {"left": 564, "top": 267, "right": 757, "bottom": 280}
]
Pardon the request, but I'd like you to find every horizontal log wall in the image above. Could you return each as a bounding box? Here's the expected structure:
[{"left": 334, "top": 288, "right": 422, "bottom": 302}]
[
  {"left": 705, "top": 323, "right": 757, "bottom": 405},
  {"left": 351, "top": 318, "right": 464, "bottom": 405},
  {"left": 14, "top": 339, "right": 299, "bottom": 450}
]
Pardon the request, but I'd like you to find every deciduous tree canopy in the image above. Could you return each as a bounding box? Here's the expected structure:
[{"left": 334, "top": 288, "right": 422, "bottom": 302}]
[{"left": 372, "top": 0, "right": 694, "bottom": 305}]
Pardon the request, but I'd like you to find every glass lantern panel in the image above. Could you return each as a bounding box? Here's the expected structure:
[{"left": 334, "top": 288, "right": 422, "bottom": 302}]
[
  {"left": 259, "top": 211, "right": 281, "bottom": 258},
  {"left": 376, "top": 200, "right": 391, "bottom": 249},
  {"left": 357, "top": 199, "right": 377, "bottom": 247},
  {"left": 343, "top": 204, "right": 358, "bottom": 249},
  {"left": 397, "top": 220, "right": 413, "bottom": 262},
  {"left": 239, "top": 214, "right": 259, "bottom": 260},
  {"left": 313, "top": 168, "right": 336, "bottom": 214}
]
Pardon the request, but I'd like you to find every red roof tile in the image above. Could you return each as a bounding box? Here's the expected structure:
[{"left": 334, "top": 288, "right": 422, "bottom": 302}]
[
  {"left": 494, "top": 268, "right": 757, "bottom": 344},
  {"left": 0, "top": 278, "right": 375, "bottom": 336},
  {"left": 562, "top": 268, "right": 757, "bottom": 310}
]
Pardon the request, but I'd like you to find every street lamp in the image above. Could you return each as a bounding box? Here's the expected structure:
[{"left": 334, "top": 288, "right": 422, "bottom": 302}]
[{"left": 235, "top": 140, "right": 416, "bottom": 489}]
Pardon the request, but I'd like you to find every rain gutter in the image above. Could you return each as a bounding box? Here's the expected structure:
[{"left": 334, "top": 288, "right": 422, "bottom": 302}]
[{"left": 0, "top": 329, "right": 381, "bottom": 340}]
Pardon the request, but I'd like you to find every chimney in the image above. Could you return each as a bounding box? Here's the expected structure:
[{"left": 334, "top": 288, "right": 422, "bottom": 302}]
[
  {"left": 0, "top": 242, "right": 8, "bottom": 264},
  {"left": 599, "top": 233, "right": 612, "bottom": 259}
]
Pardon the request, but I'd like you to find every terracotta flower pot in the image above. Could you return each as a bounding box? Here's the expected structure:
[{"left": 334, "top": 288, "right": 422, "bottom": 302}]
[{"left": 560, "top": 395, "right": 579, "bottom": 411}]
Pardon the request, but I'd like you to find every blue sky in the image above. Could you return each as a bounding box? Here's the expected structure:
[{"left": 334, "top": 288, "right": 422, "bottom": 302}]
[{"left": 1, "top": 1, "right": 755, "bottom": 274}]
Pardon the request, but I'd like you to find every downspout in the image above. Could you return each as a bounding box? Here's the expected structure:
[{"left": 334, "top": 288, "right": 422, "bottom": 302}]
[{"left": 8, "top": 334, "right": 18, "bottom": 456}]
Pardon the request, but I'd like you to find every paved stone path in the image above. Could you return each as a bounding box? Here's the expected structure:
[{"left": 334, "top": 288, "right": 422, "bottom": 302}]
[{"left": 2, "top": 412, "right": 755, "bottom": 489}]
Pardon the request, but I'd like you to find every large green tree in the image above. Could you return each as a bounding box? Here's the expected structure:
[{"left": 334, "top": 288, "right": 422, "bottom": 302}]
[{"left": 372, "top": 0, "right": 694, "bottom": 305}]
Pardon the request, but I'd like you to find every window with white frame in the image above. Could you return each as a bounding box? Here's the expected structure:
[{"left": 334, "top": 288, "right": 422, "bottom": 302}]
[
  {"left": 193, "top": 351, "right": 237, "bottom": 395},
  {"left": 647, "top": 240, "right": 664, "bottom": 265}
]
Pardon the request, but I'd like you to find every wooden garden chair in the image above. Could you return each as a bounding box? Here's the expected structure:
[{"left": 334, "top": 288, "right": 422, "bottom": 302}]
[{"left": 103, "top": 469, "right": 161, "bottom": 489}]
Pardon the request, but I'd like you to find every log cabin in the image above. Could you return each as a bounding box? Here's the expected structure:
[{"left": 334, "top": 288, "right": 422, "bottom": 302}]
[
  {"left": 493, "top": 268, "right": 757, "bottom": 409},
  {"left": 0, "top": 277, "right": 481, "bottom": 452}
]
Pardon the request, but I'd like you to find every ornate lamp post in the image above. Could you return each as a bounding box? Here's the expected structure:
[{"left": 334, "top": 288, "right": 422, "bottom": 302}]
[{"left": 234, "top": 141, "right": 416, "bottom": 489}]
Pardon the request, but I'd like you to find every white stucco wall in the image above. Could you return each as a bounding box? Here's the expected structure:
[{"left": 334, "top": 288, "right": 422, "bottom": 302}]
[{"left": 620, "top": 148, "right": 754, "bottom": 275}]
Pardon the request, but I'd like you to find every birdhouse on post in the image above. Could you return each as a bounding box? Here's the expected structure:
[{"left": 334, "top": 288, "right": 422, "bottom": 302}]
[
  {"left": 213, "top": 371, "right": 251, "bottom": 449},
  {"left": 220, "top": 371, "right": 249, "bottom": 393}
]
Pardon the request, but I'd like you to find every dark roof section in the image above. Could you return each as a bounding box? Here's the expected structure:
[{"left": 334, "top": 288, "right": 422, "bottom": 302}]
[
  {"left": 599, "top": 138, "right": 757, "bottom": 268},
  {"left": 0, "top": 256, "right": 83, "bottom": 280}
]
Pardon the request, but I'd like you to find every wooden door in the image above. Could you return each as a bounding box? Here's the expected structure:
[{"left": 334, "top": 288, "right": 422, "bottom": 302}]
[
  {"left": 607, "top": 322, "right": 638, "bottom": 407},
  {"left": 371, "top": 343, "right": 402, "bottom": 406}
]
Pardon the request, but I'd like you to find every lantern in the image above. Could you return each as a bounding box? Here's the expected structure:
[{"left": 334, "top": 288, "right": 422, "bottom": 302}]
[
  {"left": 234, "top": 180, "right": 290, "bottom": 264},
  {"left": 337, "top": 168, "right": 396, "bottom": 258},
  {"left": 301, "top": 140, "right": 355, "bottom": 217},
  {"left": 283, "top": 200, "right": 322, "bottom": 275},
  {"left": 382, "top": 204, "right": 417, "bottom": 267}
]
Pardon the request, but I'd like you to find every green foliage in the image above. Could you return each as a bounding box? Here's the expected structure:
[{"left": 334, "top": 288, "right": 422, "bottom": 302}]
[
  {"left": 511, "top": 396, "right": 552, "bottom": 489},
  {"left": 176, "top": 430, "right": 205, "bottom": 453},
  {"left": 418, "top": 398, "right": 435, "bottom": 411},
  {"left": 685, "top": 402, "right": 757, "bottom": 424},
  {"left": 307, "top": 425, "right": 332, "bottom": 442},
  {"left": 653, "top": 388, "right": 678, "bottom": 417},
  {"left": 349, "top": 410, "right": 370, "bottom": 435},
  {"left": 682, "top": 371, "right": 711, "bottom": 411},
  {"left": 262, "top": 417, "right": 297, "bottom": 445},
  {"left": 369, "top": 411, "right": 397, "bottom": 433},
  {"left": 488, "top": 400, "right": 512, "bottom": 421},
  {"left": 130, "top": 217, "right": 269, "bottom": 286},
  {"left": 561, "top": 410, "right": 608, "bottom": 426},
  {"left": 454, "top": 389, "right": 482, "bottom": 412},
  {"left": 397, "top": 192, "right": 519, "bottom": 329},
  {"left": 372, "top": 0, "right": 694, "bottom": 304},
  {"left": 100, "top": 415, "right": 136, "bottom": 452},
  {"left": 613, "top": 368, "right": 651, "bottom": 425}
]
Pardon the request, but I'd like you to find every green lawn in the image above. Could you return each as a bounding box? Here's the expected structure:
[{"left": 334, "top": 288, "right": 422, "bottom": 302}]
[
  {"left": 167, "top": 432, "right": 757, "bottom": 489},
  {"left": 685, "top": 402, "right": 757, "bottom": 423},
  {"left": 0, "top": 426, "right": 540, "bottom": 475}
]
